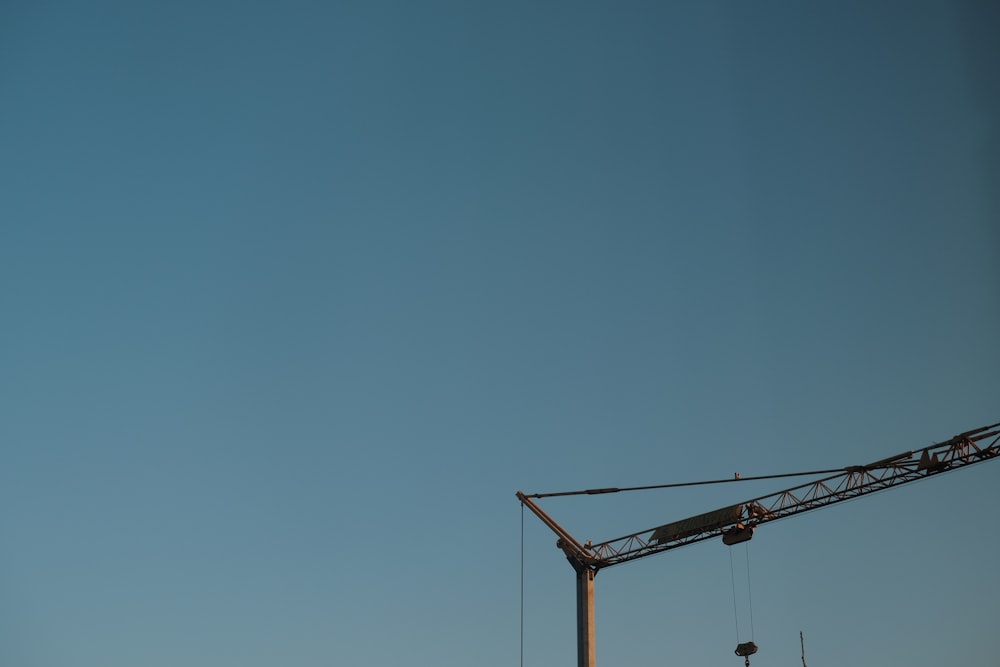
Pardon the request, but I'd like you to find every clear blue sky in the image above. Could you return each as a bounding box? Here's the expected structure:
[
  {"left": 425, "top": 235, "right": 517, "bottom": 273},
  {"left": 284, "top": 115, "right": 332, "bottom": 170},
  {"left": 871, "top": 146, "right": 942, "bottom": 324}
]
[{"left": 2, "top": 2, "right": 998, "bottom": 666}]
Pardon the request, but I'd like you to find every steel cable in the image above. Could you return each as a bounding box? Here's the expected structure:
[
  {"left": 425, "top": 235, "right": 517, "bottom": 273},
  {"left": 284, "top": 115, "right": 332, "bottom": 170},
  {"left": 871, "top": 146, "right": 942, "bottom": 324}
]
[{"left": 523, "top": 467, "right": 847, "bottom": 498}]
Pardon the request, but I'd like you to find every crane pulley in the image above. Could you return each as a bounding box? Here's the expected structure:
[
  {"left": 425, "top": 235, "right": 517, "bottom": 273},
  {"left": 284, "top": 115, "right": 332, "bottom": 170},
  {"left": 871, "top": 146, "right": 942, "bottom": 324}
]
[{"left": 517, "top": 420, "right": 1000, "bottom": 667}]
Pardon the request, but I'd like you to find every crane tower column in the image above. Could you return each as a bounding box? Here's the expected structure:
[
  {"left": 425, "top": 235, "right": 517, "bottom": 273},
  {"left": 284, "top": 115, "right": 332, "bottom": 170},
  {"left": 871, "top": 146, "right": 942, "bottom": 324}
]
[{"left": 572, "top": 562, "right": 596, "bottom": 667}]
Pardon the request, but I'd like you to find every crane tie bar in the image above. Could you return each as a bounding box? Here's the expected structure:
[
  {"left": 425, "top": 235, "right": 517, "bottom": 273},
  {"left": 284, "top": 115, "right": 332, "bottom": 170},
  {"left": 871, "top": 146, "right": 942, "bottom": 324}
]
[
  {"left": 525, "top": 469, "right": 845, "bottom": 498},
  {"left": 523, "top": 423, "right": 1000, "bottom": 499}
]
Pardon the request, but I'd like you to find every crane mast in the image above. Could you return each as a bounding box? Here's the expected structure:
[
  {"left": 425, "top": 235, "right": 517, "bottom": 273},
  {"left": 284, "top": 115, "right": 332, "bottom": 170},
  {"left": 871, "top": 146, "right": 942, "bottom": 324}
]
[{"left": 517, "top": 421, "right": 1000, "bottom": 667}]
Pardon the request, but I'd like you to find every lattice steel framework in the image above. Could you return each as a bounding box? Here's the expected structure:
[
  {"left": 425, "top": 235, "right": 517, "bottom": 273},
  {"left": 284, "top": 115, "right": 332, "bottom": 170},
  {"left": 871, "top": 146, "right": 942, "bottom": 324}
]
[{"left": 518, "top": 421, "right": 1000, "bottom": 572}]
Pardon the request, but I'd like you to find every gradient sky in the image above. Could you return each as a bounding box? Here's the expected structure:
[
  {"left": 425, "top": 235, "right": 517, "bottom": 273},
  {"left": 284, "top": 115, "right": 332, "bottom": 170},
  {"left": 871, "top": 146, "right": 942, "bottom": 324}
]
[{"left": 2, "top": 2, "right": 998, "bottom": 666}]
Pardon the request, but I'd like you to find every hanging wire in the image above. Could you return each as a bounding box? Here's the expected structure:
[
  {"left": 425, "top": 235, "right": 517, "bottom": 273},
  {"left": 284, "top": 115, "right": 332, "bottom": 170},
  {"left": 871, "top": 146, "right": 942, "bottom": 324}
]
[
  {"left": 745, "top": 543, "right": 755, "bottom": 641},
  {"left": 729, "top": 546, "right": 741, "bottom": 643}
]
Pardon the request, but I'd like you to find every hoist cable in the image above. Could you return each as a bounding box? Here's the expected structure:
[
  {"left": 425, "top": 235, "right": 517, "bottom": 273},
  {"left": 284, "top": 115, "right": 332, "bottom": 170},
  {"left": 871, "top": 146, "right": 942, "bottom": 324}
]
[
  {"left": 522, "top": 467, "right": 846, "bottom": 498},
  {"left": 729, "top": 546, "right": 741, "bottom": 643},
  {"left": 520, "top": 502, "right": 525, "bottom": 667},
  {"left": 745, "top": 543, "right": 755, "bottom": 641}
]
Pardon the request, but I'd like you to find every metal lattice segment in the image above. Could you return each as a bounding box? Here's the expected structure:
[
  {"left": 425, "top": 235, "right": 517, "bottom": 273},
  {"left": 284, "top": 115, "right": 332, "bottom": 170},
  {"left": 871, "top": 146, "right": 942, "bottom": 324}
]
[{"left": 585, "top": 424, "right": 1000, "bottom": 568}]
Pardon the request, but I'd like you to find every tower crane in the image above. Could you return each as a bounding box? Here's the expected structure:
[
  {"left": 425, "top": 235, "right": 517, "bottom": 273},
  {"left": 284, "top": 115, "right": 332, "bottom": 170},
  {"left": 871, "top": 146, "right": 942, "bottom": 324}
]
[{"left": 517, "top": 420, "right": 1000, "bottom": 667}]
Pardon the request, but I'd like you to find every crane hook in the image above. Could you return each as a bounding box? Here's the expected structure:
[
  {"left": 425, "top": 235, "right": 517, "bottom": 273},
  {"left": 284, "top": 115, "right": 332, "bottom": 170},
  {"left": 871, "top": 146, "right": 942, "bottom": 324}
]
[{"left": 735, "top": 641, "right": 758, "bottom": 667}]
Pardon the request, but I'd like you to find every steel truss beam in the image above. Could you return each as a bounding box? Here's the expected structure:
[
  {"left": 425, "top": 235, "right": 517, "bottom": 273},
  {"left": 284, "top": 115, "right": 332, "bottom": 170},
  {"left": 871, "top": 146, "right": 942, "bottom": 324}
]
[{"left": 522, "top": 422, "right": 1000, "bottom": 572}]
